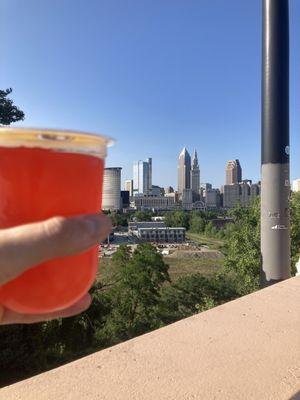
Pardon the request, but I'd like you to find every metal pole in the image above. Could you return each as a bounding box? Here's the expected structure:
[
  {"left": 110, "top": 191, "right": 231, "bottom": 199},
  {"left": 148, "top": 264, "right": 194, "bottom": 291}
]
[{"left": 261, "top": 0, "right": 290, "bottom": 287}]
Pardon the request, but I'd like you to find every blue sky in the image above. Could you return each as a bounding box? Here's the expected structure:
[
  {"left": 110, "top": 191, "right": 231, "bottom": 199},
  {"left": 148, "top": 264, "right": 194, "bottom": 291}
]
[{"left": 1, "top": 0, "right": 299, "bottom": 189}]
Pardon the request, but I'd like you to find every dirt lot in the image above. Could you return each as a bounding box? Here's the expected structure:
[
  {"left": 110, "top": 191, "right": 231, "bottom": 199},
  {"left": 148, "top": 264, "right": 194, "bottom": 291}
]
[
  {"left": 98, "top": 247, "right": 224, "bottom": 284},
  {"left": 164, "top": 248, "right": 224, "bottom": 281},
  {"left": 167, "top": 248, "right": 224, "bottom": 260}
]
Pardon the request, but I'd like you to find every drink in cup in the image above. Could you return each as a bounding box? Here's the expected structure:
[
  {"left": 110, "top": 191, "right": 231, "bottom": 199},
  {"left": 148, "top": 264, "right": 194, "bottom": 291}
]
[{"left": 0, "top": 128, "right": 113, "bottom": 314}]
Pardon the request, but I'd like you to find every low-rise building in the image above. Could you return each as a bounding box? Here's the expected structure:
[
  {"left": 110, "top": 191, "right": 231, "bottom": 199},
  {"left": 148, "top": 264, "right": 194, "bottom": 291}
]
[
  {"left": 129, "top": 221, "right": 186, "bottom": 243},
  {"left": 138, "top": 227, "right": 186, "bottom": 243},
  {"left": 211, "top": 217, "right": 234, "bottom": 229},
  {"left": 131, "top": 195, "right": 175, "bottom": 210},
  {"left": 192, "top": 200, "right": 206, "bottom": 211},
  {"left": 128, "top": 221, "right": 165, "bottom": 233}
]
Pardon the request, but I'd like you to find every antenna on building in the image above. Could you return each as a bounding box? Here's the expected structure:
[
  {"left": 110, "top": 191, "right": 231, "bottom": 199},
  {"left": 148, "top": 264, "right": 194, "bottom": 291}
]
[{"left": 261, "top": 0, "right": 290, "bottom": 287}]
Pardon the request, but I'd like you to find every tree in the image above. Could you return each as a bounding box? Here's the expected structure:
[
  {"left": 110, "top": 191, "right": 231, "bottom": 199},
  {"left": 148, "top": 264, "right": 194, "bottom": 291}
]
[
  {"left": 0, "top": 88, "right": 25, "bottom": 125},
  {"left": 204, "top": 221, "right": 217, "bottom": 237},
  {"left": 134, "top": 210, "right": 154, "bottom": 222},
  {"left": 164, "top": 211, "right": 189, "bottom": 229},
  {"left": 290, "top": 192, "right": 300, "bottom": 273},
  {"left": 223, "top": 195, "right": 300, "bottom": 295},
  {"left": 189, "top": 212, "right": 206, "bottom": 233},
  {"left": 159, "top": 273, "right": 238, "bottom": 324},
  {"left": 99, "top": 244, "right": 170, "bottom": 343},
  {"left": 108, "top": 212, "right": 128, "bottom": 227},
  {"left": 223, "top": 199, "right": 261, "bottom": 295},
  {"left": 42, "top": 281, "right": 113, "bottom": 357}
]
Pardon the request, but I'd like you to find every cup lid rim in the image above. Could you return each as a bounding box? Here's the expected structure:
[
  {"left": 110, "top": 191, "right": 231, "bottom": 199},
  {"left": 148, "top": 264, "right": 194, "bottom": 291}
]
[{"left": 0, "top": 126, "right": 115, "bottom": 147}]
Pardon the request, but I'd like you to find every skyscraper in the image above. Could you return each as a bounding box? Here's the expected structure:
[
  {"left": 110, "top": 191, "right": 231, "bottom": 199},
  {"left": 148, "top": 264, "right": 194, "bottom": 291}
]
[
  {"left": 125, "top": 179, "right": 133, "bottom": 196},
  {"left": 225, "top": 160, "right": 242, "bottom": 185},
  {"left": 147, "top": 157, "right": 152, "bottom": 191},
  {"left": 102, "top": 167, "right": 122, "bottom": 211},
  {"left": 133, "top": 159, "right": 151, "bottom": 195},
  {"left": 178, "top": 147, "right": 191, "bottom": 194},
  {"left": 191, "top": 149, "right": 200, "bottom": 199}
]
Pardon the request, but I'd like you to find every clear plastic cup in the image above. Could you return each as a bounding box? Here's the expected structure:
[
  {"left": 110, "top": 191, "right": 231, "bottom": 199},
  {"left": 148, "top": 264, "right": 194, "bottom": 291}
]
[{"left": 0, "top": 127, "right": 113, "bottom": 314}]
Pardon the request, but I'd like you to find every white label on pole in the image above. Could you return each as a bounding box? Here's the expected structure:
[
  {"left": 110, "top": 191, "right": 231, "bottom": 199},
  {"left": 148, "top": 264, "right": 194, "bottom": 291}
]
[
  {"left": 271, "top": 225, "right": 288, "bottom": 230},
  {"left": 285, "top": 146, "right": 290, "bottom": 155}
]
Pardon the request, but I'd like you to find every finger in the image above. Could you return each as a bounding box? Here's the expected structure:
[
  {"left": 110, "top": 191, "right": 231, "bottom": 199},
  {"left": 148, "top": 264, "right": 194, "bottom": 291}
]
[
  {"left": 0, "top": 213, "right": 112, "bottom": 285},
  {"left": 0, "top": 293, "right": 92, "bottom": 325}
]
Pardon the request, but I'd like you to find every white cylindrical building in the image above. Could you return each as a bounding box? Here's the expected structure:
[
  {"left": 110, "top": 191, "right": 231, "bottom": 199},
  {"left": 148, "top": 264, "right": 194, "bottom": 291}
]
[{"left": 102, "top": 167, "right": 122, "bottom": 211}]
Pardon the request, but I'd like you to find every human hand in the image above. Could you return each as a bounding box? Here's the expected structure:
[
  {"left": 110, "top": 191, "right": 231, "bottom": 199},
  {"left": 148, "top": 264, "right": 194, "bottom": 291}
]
[{"left": 0, "top": 213, "right": 112, "bottom": 325}]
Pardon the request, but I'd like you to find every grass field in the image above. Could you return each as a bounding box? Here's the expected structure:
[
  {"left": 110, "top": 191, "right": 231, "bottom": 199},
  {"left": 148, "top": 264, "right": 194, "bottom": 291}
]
[
  {"left": 98, "top": 248, "right": 224, "bottom": 285},
  {"left": 186, "top": 232, "right": 225, "bottom": 251},
  {"left": 164, "top": 256, "right": 223, "bottom": 282}
]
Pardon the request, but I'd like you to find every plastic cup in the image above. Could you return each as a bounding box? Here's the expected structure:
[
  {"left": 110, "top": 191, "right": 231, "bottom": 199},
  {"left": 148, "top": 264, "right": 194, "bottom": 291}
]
[{"left": 0, "top": 127, "right": 113, "bottom": 314}]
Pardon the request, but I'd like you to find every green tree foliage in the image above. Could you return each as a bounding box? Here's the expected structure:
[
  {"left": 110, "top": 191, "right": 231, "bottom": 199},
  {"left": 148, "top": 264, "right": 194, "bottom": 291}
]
[
  {"left": 0, "top": 88, "right": 25, "bottom": 125},
  {"left": 42, "top": 281, "right": 113, "bottom": 357},
  {"left": 31, "top": 244, "right": 170, "bottom": 375},
  {"left": 108, "top": 212, "right": 128, "bottom": 227},
  {"left": 188, "top": 211, "right": 206, "bottom": 233},
  {"left": 99, "top": 244, "right": 170, "bottom": 343},
  {"left": 164, "top": 210, "right": 190, "bottom": 229},
  {"left": 222, "top": 194, "right": 300, "bottom": 294},
  {"left": 159, "top": 273, "right": 238, "bottom": 324},
  {"left": 134, "top": 210, "right": 154, "bottom": 222},
  {"left": 223, "top": 199, "right": 261, "bottom": 295},
  {"left": 290, "top": 192, "right": 300, "bottom": 271},
  {"left": 204, "top": 221, "right": 218, "bottom": 237}
]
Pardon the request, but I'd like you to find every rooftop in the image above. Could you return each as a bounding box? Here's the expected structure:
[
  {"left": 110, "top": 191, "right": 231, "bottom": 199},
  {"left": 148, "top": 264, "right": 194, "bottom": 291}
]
[{"left": 1, "top": 276, "right": 300, "bottom": 400}]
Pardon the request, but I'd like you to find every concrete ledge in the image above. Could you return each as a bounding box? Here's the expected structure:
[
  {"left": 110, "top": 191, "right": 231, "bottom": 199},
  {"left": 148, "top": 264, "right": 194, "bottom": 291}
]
[{"left": 1, "top": 277, "right": 300, "bottom": 400}]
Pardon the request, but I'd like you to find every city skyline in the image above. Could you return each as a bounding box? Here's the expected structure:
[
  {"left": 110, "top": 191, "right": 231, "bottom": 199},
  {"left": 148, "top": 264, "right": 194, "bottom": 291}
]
[
  {"left": 117, "top": 152, "right": 263, "bottom": 211},
  {"left": 118, "top": 153, "right": 253, "bottom": 190},
  {"left": 122, "top": 151, "right": 256, "bottom": 193}
]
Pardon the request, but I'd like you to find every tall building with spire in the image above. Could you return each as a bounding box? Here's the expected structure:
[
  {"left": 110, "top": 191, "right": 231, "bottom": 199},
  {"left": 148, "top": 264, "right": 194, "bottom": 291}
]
[
  {"left": 191, "top": 150, "right": 200, "bottom": 199},
  {"left": 225, "top": 159, "right": 242, "bottom": 185},
  {"left": 178, "top": 147, "right": 191, "bottom": 194}
]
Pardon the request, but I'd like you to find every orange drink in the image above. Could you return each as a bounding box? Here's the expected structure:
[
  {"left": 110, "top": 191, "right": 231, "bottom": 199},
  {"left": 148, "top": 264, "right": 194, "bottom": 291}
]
[{"left": 0, "top": 128, "right": 112, "bottom": 314}]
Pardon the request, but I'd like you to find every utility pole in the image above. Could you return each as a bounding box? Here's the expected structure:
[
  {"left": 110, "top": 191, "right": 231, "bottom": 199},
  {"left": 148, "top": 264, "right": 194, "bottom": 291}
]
[{"left": 261, "top": 0, "right": 290, "bottom": 287}]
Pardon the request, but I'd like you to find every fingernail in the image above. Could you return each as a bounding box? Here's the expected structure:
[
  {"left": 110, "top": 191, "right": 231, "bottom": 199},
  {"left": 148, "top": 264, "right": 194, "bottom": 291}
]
[
  {"left": 83, "top": 214, "right": 112, "bottom": 237},
  {"left": 77, "top": 293, "right": 92, "bottom": 309},
  {"left": 61, "top": 293, "right": 92, "bottom": 316}
]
